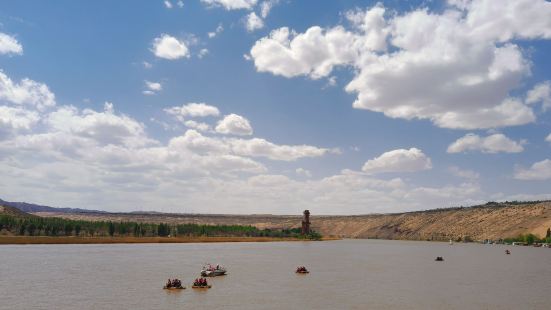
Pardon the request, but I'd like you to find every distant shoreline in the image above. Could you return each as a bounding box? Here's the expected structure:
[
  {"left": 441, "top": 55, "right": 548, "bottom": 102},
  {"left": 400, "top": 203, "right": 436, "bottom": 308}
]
[{"left": 0, "top": 236, "right": 340, "bottom": 245}]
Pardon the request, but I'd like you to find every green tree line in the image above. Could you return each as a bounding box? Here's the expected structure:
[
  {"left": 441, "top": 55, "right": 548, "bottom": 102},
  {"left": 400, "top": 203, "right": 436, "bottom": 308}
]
[
  {"left": 0, "top": 214, "right": 321, "bottom": 239},
  {"left": 503, "top": 229, "right": 551, "bottom": 245}
]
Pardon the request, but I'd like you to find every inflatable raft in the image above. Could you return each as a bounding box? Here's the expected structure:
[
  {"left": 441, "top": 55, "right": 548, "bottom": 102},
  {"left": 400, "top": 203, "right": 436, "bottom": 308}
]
[
  {"left": 192, "top": 285, "right": 212, "bottom": 289},
  {"left": 163, "top": 286, "right": 185, "bottom": 290}
]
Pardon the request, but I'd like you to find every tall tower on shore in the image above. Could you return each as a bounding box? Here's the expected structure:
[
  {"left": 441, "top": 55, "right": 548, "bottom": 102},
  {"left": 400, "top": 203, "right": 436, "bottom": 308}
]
[{"left": 301, "top": 210, "right": 311, "bottom": 235}]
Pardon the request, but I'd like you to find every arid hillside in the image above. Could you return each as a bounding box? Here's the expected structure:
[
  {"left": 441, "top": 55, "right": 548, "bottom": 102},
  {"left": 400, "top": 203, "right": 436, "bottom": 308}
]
[{"left": 32, "top": 201, "right": 551, "bottom": 241}]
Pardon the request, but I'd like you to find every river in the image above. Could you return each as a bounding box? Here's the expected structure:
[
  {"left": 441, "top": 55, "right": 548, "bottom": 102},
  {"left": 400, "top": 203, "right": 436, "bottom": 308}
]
[{"left": 1, "top": 239, "right": 550, "bottom": 309}]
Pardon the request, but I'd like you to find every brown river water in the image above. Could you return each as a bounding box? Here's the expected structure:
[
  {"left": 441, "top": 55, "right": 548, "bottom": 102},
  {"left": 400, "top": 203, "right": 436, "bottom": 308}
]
[{"left": 1, "top": 239, "right": 550, "bottom": 309}]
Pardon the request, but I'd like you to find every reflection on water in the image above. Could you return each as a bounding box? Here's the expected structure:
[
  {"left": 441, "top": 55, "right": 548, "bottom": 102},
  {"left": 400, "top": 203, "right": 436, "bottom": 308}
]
[{"left": 1, "top": 240, "right": 550, "bottom": 309}]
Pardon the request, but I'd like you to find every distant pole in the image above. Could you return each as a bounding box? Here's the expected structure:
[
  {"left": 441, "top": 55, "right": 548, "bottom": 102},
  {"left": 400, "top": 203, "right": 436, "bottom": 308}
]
[{"left": 301, "top": 210, "right": 311, "bottom": 235}]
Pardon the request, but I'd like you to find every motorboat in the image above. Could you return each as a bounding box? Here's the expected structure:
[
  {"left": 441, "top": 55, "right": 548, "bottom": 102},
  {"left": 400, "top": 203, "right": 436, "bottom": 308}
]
[{"left": 201, "top": 264, "right": 227, "bottom": 277}]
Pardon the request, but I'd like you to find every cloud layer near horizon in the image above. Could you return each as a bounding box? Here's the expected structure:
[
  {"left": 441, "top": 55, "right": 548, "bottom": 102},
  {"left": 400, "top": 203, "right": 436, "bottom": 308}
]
[{"left": 2, "top": 69, "right": 526, "bottom": 214}]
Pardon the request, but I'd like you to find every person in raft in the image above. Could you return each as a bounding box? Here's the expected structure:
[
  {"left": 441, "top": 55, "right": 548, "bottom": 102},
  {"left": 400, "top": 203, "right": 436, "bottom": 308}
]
[
  {"left": 296, "top": 266, "right": 308, "bottom": 273},
  {"left": 194, "top": 278, "right": 208, "bottom": 287},
  {"left": 166, "top": 278, "right": 182, "bottom": 288}
]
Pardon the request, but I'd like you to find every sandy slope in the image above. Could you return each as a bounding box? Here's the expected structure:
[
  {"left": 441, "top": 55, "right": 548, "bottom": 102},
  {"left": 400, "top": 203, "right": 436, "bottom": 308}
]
[{"left": 32, "top": 201, "right": 551, "bottom": 241}]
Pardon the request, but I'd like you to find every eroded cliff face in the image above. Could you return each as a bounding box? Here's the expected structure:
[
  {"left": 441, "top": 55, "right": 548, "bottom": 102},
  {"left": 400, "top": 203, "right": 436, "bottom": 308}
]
[
  {"left": 32, "top": 202, "right": 551, "bottom": 241},
  {"left": 310, "top": 202, "right": 551, "bottom": 241}
]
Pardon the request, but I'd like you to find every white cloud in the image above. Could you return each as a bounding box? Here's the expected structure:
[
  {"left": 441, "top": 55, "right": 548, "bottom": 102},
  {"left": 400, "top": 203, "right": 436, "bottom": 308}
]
[
  {"left": 143, "top": 80, "right": 161, "bottom": 96},
  {"left": 546, "top": 133, "right": 551, "bottom": 144},
  {"left": 0, "top": 70, "right": 56, "bottom": 110},
  {"left": 295, "top": 168, "right": 312, "bottom": 178},
  {"left": 260, "top": 0, "right": 278, "bottom": 18},
  {"left": 198, "top": 48, "right": 209, "bottom": 58},
  {"left": 144, "top": 80, "right": 162, "bottom": 93},
  {"left": 215, "top": 114, "right": 253, "bottom": 136},
  {"left": 165, "top": 102, "right": 220, "bottom": 121},
  {"left": 514, "top": 159, "right": 551, "bottom": 181},
  {"left": 362, "top": 148, "right": 432, "bottom": 175},
  {"left": 151, "top": 34, "right": 189, "bottom": 60},
  {"left": 449, "top": 166, "right": 479, "bottom": 180},
  {"left": 447, "top": 133, "right": 524, "bottom": 153},
  {"left": 246, "top": 12, "right": 264, "bottom": 32},
  {"left": 0, "top": 106, "right": 39, "bottom": 138},
  {"left": 184, "top": 120, "right": 211, "bottom": 132},
  {"left": 143, "top": 61, "right": 153, "bottom": 69},
  {"left": 164, "top": 0, "right": 173, "bottom": 8},
  {"left": 250, "top": 1, "right": 551, "bottom": 129},
  {"left": 201, "top": 0, "right": 257, "bottom": 10},
  {"left": 45, "top": 103, "right": 153, "bottom": 147},
  {"left": 0, "top": 33, "right": 23, "bottom": 55},
  {"left": 526, "top": 81, "right": 551, "bottom": 111},
  {"left": 229, "top": 137, "right": 331, "bottom": 161},
  {"left": 170, "top": 129, "right": 229, "bottom": 154},
  {"left": 208, "top": 24, "right": 224, "bottom": 38},
  {"left": 177, "top": 0, "right": 184, "bottom": 8},
  {"left": 250, "top": 26, "right": 358, "bottom": 79}
]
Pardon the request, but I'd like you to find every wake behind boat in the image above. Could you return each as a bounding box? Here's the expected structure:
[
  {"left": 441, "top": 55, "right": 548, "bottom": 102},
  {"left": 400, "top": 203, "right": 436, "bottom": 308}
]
[{"left": 201, "top": 264, "right": 227, "bottom": 277}]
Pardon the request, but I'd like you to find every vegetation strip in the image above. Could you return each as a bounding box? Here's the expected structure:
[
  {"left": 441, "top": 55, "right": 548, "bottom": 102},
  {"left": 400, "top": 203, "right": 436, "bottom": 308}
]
[{"left": 0, "top": 208, "right": 322, "bottom": 243}]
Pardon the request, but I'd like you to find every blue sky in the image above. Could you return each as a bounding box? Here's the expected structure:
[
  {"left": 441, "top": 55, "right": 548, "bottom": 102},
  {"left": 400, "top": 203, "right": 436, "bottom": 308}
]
[{"left": 0, "top": 0, "right": 550, "bottom": 214}]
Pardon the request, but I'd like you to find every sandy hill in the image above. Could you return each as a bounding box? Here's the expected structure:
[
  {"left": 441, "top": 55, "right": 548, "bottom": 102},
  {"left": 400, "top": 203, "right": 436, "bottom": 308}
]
[
  {"left": 0, "top": 205, "right": 36, "bottom": 218},
  {"left": 28, "top": 201, "right": 551, "bottom": 241}
]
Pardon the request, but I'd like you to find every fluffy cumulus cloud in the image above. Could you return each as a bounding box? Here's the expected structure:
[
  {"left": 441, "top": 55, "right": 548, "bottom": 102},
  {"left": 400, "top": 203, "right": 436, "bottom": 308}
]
[
  {"left": 250, "top": 26, "right": 358, "bottom": 79},
  {"left": 145, "top": 81, "right": 162, "bottom": 91},
  {"left": 228, "top": 137, "right": 332, "bottom": 161},
  {"left": 514, "top": 159, "right": 551, "bottom": 181},
  {"left": 526, "top": 81, "right": 551, "bottom": 111},
  {"left": 546, "top": 133, "right": 551, "bottom": 144},
  {"left": 246, "top": 12, "right": 264, "bottom": 32},
  {"left": 0, "top": 106, "right": 39, "bottom": 138},
  {"left": 215, "top": 114, "right": 253, "bottom": 135},
  {"left": 168, "top": 129, "right": 331, "bottom": 161},
  {"left": 362, "top": 148, "right": 432, "bottom": 175},
  {"left": 143, "top": 80, "right": 162, "bottom": 95},
  {"left": 0, "top": 33, "right": 23, "bottom": 55},
  {"left": 45, "top": 103, "right": 153, "bottom": 147},
  {"left": 184, "top": 120, "right": 211, "bottom": 132},
  {"left": 250, "top": 0, "right": 551, "bottom": 129},
  {"left": 0, "top": 70, "right": 56, "bottom": 110},
  {"left": 165, "top": 102, "right": 220, "bottom": 121},
  {"left": 151, "top": 34, "right": 189, "bottom": 60},
  {"left": 201, "top": 0, "right": 257, "bottom": 10},
  {"left": 447, "top": 133, "right": 524, "bottom": 153}
]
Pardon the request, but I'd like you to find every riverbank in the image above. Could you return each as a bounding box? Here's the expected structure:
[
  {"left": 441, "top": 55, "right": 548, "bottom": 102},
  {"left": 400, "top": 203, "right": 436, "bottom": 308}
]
[{"left": 0, "top": 236, "right": 339, "bottom": 245}]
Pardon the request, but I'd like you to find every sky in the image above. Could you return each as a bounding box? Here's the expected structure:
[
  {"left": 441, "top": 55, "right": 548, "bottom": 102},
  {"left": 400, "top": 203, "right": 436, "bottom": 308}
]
[{"left": 0, "top": 0, "right": 550, "bottom": 215}]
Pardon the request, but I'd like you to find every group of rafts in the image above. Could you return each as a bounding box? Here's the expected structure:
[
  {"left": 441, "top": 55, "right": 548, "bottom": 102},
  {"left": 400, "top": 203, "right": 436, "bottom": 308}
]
[
  {"left": 163, "top": 264, "right": 310, "bottom": 290},
  {"left": 163, "top": 264, "right": 225, "bottom": 290}
]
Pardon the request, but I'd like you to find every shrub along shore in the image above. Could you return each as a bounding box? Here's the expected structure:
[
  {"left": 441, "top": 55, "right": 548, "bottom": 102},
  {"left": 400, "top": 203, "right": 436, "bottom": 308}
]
[{"left": 0, "top": 213, "right": 323, "bottom": 244}]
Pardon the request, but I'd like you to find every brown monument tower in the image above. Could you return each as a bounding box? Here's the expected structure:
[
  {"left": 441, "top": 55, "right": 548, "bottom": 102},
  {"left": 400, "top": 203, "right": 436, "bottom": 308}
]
[{"left": 301, "top": 210, "right": 311, "bottom": 235}]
